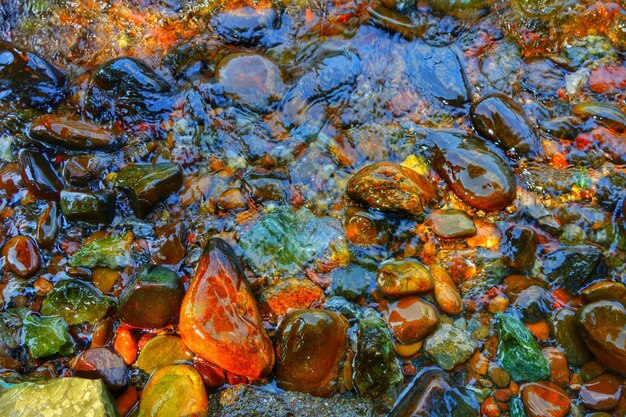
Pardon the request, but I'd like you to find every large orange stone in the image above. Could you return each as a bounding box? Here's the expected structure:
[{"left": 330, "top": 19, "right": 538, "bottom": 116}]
[
  {"left": 179, "top": 238, "right": 274, "bottom": 379},
  {"left": 522, "top": 381, "right": 571, "bottom": 417}
]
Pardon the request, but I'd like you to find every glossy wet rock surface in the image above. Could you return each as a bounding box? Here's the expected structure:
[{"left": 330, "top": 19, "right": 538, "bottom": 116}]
[
  {"left": 1, "top": 0, "right": 626, "bottom": 416},
  {"left": 179, "top": 238, "right": 274, "bottom": 379}
]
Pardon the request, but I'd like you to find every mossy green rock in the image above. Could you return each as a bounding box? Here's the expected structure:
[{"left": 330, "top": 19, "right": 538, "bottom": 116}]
[
  {"left": 115, "top": 163, "right": 183, "bottom": 218},
  {"left": 40, "top": 279, "right": 114, "bottom": 325},
  {"left": 23, "top": 313, "right": 75, "bottom": 359},
  {"left": 423, "top": 323, "right": 477, "bottom": 370},
  {"left": 0, "top": 378, "right": 119, "bottom": 417},
  {"left": 118, "top": 265, "right": 185, "bottom": 328},
  {"left": 495, "top": 314, "right": 550, "bottom": 381},
  {"left": 60, "top": 190, "right": 115, "bottom": 225},
  {"left": 69, "top": 233, "right": 133, "bottom": 270},
  {"left": 354, "top": 309, "right": 403, "bottom": 408},
  {"left": 240, "top": 207, "right": 344, "bottom": 275}
]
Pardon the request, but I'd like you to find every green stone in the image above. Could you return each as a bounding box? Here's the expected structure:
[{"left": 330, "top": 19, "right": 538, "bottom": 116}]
[
  {"left": 495, "top": 314, "right": 550, "bottom": 382},
  {"left": 60, "top": 190, "right": 115, "bottom": 225},
  {"left": 23, "top": 314, "right": 75, "bottom": 359},
  {"left": 423, "top": 323, "right": 477, "bottom": 370},
  {"left": 118, "top": 265, "right": 185, "bottom": 328},
  {"left": 68, "top": 233, "right": 133, "bottom": 270},
  {"left": 354, "top": 309, "right": 403, "bottom": 409},
  {"left": 508, "top": 397, "right": 528, "bottom": 417},
  {"left": 40, "top": 279, "right": 114, "bottom": 325},
  {"left": 428, "top": 209, "right": 476, "bottom": 238},
  {"left": 115, "top": 163, "right": 183, "bottom": 218},
  {"left": 0, "top": 378, "right": 119, "bottom": 417},
  {"left": 239, "top": 207, "right": 344, "bottom": 275},
  {"left": 136, "top": 335, "right": 194, "bottom": 374}
]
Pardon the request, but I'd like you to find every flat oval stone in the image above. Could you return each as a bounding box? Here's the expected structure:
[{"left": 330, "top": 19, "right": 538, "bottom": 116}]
[
  {"left": 115, "top": 163, "right": 183, "bottom": 219},
  {"left": 346, "top": 162, "right": 438, "bottom": 215},
  {"left": 217, "top": 53, "right": 285, "bottom": 113},
  {"left": 579, "top": 374, "right": 623, "bottom": 411},
  {"left": 18, "top": 149, "right": 65, "bottom": 200},
  {"left": 62, "top": 155, "right": 104, "bottom": 186},
  {"left": 386, "top": 297, "right": 439, "bottom": 344},
  {"left": 428, "top": 131, "right": 516, "bottom": 211},
  {"left": 275, "top": 309, "right": 348, "bottom": 397},
  {"left": 138, "top": 364, "right": 208, "bottom": 417},
  {"left": 118, "top": 265, "right": 185, "bottom": 329},
  {"left": 29, "top": 114, "right": 119, "bottom": 151},
  {"left": 577, "top": 301, "right": 626, "bottom": 374},
  {"left": 136, "top": 335, "right": 194, "bottom": 374},
  {"left": 470, "top": 93, "right": 542, "bottom": 157},
  {"left": 582, "top": 280, "right": 626, "bottom": 304},
  {"left": 179, "top": 238, "right": 274, "bottom": 379},
  {"left": 72, "top": 347, "right": 130, "bottom": 394},
  {"left": 522, "top": 381, "right": 571, "bottom": 417},
  {"left": 2, "top": 236, "right": 40, "bottom": 278},
  {"left": 428, "top": 209, "right": 476, "bottom": 238},
  {"left": 572, "top": 101, "right": 626, "bottom": 132},
  {"left": 0, "top": 40, "right": 67, "bottom": 109},
  {"left": 376, "top": 259, "right": 434, "bottom": 298}
]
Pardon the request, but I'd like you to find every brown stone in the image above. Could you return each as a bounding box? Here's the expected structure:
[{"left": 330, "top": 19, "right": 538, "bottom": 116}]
[
  {"left": 2, "top": 236, "right": 40, "bottom": 278},
  {"left": 386, "top": 297, "right": 439, "bottom": 344},
  {"left": 522, "top": 381, "right": 571, "bottom": 417},
  {"left": 579, "top": 374, "right": 623, "bottom": 411}
]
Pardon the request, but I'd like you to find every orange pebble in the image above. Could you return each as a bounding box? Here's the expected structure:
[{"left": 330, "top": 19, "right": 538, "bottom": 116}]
[
  {"left": 525, "top": 321, "right": 550, "bottom": 341},
  {"left": 114, "top": 328, "right": 138, "bottom": 365},
  {"left": 481, "top": 397, "right": 501, "bottom": 417}
]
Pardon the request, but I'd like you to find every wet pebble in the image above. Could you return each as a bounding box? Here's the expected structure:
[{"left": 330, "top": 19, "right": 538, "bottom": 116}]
[
  {"left": 428, "top": 209, "right": 476, "bottom": 238},
  {"left": 501, "top": 226, "right": 538, "bottom": 272},
  {"left": 179, "top": 238, "right": 274, "bottom": 379},
  {"left": 579, "top": 374, "right": 623, "bottom": 411},
  {"left": 423, "top": 323, "right": 477, "bottom": 370},
  {"left": 470, "top": 93, "right": 542, "bottom": 157},
  {"left": 275, "top": 309, "right": 348, "bottom": 397},
  {"left": 385, "top": 297, "right": 439, "bottom": 344},
  {"left": 210, "top": 5, "right": 279, "bottom": 46},
  {"left": 346, "top": 162, "right": 438, "bottom": 215},
  {"left": 513, "top": 285, "right": 553, "bottom": 323},
  {"left": 376, "top": 258, "right": 433, "bottom": 298},
  {"left": 136, "top": 335, "right": 194, "bottom": 374},
  {"left": 29, "top": 114, "right": 119, "bottom": 151},
  {"left": 1, "top": 236, "right": 40, "bottom": 278},
  {"left": 18, "top": 149, "right": 65, "bottom": 200},
  {"left": 428, "top": 131, "right": 516, "bottom": 212},
  {"left": 577, "top": 301, "right": 626, "bottom": 374},
  {"left": 59, "top": 190, "right": 115, "bottom": 225},
  {"left": 522, "top": 381, "right": 571, "bottom": 417}
]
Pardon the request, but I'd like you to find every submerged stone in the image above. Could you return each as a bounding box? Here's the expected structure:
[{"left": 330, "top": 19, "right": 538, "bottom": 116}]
[
  {"left": 217, "top": 53, "right": 285, "bottom": 113},
  {"left": 210, "top": 6, "right": 279, "bottom": 46},
  {"left": 549, "top": 308, "right": 593, "bottom": 367},
  {"left": 115, "top": 163, "right": 183, "bottom": 219},
  {"left": 1, "top": 235, "right": 40, "bottom": 278},
  {"left": 40, "top": 279, "right": 114, "bottom": 325},
  {"left": 137, "top": 364, "right": 208, "bottom": 417},
  {"left": 495, "top": 314, "right": 550, "bottom": 382},
  {"left": 23, "top": 313, "right": 75, "bottom": 359},
  {"left": 239, "top": 207, "right": 344, "bottom": 275},
  {"left": 501, "top": 225, "right": 538, "bottom": 271},
  {"left": 275, "top": 309, "right": 348, "bottom": 397},
  {"left": 258, "top": 278, "right": 325, "bottom": 321},
  {"left": 522, "top": 381, "right": 571, "bottom": 417},
  {"left": 346, "top": 162, "right": 438, "bottom": 215},
  {"left": 0, "top": 40, "right": 67, "bottom": 109},
  {"left": 85, "top": 57, "right": 172, "bottom": 123},
  {"left": 386, "top": 297, "right": 439, "bottom": 344},
  {"left": 0, "top": 378, "right": 119, "bottom": 417},
  {"left": 513, "top": 285, "right": 553, "bottom": 323},
  {"left": 423, "top": 323, "right": 477, "bottom": 370},
  {"left": 428, "top": 131, "right": 516, "bottom": 211},
  {"left": 118, "top": 265, "right": 185, "bottom": 328},
  {"left": 179, "top": 238, "right": 274, "bottom": 379},
  {"left": 68, "top": 233, "right": 133, "bottom": 270},
  {"left": 354, "top": 309, "right": 403, "bottom": 408},
  {"left": 428, "top": 209, "right": 477, "bottom": 238}
]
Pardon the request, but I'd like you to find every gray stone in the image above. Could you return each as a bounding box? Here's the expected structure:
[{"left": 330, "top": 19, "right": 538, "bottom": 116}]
[{"left": 423, "top": 323, "right": 477, "bottom": 370}]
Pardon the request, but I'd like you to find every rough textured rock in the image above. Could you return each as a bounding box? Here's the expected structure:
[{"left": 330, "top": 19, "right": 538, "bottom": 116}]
[
  {"left": 423, "top": 323, "right": 477, "bottom": 370},
  {"left": 0, "top": 378, "right": 119, "bottom": 417},
  {"left": 206, "top": 385, "right": 374, "bottom": 417}
]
